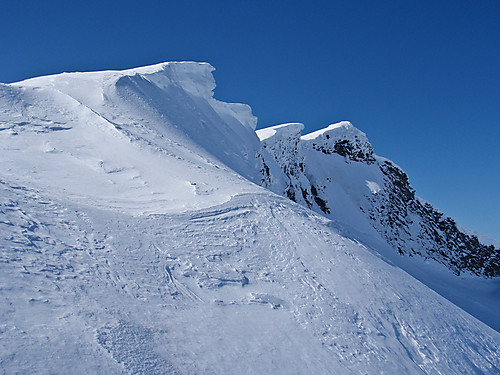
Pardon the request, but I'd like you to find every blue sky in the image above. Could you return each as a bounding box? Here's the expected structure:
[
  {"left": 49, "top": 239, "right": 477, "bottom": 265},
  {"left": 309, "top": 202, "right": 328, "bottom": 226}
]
[{"left": 1, "top": 0, "right": 499, "bottom": 240}]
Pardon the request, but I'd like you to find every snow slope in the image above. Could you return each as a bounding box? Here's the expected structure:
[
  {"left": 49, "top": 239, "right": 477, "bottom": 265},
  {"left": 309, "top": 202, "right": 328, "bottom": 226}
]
[{"left": 1, "top": 62, "right": 499, "bottom": 374}]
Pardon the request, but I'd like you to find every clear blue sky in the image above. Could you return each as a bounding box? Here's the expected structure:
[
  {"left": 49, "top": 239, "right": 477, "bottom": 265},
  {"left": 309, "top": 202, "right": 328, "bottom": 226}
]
[{"left": 1, "top": 0, "right": 499, "bottom": 240}]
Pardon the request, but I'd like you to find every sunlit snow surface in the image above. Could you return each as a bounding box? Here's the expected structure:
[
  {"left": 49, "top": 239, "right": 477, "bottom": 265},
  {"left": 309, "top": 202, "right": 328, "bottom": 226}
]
[{"left": 1, "top": 63, "right": 499, "bottom": 374}]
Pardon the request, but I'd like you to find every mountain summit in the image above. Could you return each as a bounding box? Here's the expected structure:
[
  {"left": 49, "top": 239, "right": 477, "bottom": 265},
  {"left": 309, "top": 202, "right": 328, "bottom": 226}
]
[{"left": 1, "top": 62, "right": 498, "bottom": 374}]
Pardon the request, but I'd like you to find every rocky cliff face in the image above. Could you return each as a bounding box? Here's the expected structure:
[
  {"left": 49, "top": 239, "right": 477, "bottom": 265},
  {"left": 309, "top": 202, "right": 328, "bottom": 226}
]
[
  {"left": 256, "top": 121, "right": 499, "bottom": 278},
  {"left": 257, "top": 123, "right": 317, "bottom": 210},
  {"left": 370, "top": 160, "right": 499, "bottom": 277}
]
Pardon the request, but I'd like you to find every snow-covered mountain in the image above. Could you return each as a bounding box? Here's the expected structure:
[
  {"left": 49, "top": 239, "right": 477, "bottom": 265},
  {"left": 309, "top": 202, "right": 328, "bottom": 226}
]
[
  {"left": 258, "top": 121, "right": 499, "bottom": 278},
  {"left": 1, "top": 62, "right": 499, "bottom": 374}
]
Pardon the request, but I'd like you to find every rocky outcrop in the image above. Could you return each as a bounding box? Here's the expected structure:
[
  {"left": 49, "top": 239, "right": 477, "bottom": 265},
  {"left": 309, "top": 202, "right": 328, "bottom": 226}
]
[
  {"left": 301, "top": 121, "right": 376, "bottom": 163},
  {"left": 256, "top": 121, "right": 499, "bottom": 278},
  {"left": 370, "top": 160, "right": 500, "bottom": 277}
]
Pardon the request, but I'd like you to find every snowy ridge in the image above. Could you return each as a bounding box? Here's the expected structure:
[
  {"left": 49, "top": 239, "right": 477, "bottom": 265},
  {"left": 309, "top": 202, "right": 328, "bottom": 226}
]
[
  {"left": 1, "top": 63, "right": 499, "bottom": 374},
  {"left": 259, "top": 120, "right": 500, "bottom": 330},
  {"left": 256, "top": 122, "right": 304, "bottom": 141}
]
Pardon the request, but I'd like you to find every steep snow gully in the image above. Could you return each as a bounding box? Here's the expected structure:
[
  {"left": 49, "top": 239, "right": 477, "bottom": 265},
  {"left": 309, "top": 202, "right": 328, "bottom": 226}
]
[{"left": 0, "top": 62, "right": 499, "bottom": 374}]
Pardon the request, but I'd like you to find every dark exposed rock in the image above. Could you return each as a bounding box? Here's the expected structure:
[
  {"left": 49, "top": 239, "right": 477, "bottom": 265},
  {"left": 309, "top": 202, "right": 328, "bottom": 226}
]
[
  {"left": 311, "top": 138, "right": 376, "bottom": 164},
  {"left": 370, "top": 161, "right": 499, "bottom": 277}
]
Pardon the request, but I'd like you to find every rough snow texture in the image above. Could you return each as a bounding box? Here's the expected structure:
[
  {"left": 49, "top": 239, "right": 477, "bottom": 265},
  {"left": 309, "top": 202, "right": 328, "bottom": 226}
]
[{"left": 1, "top": 62, "right": 499, "bottom": 374}]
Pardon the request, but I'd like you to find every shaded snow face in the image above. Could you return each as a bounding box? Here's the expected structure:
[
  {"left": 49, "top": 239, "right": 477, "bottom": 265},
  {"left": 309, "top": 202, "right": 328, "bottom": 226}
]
[{"left": 109, "top": 63, "right": 262, "bottom": 182}]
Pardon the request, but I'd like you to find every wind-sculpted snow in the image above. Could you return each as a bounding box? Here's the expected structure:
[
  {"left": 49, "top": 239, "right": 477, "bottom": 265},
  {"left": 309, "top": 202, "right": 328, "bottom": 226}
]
[
  {"left": 17, "top": 62, "right": 261, "bottom": 182},
  {"left": 0, "top": 63, "right": 263, "bottom": 216},
  {"left": 1, "top": 63, "right": 499, "bottom": 373}
]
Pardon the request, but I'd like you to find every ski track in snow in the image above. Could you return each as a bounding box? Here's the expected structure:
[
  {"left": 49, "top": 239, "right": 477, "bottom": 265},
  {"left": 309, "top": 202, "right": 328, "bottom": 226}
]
[{"left": 1, "top": 179, "right": 499, "bottom": 374}]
